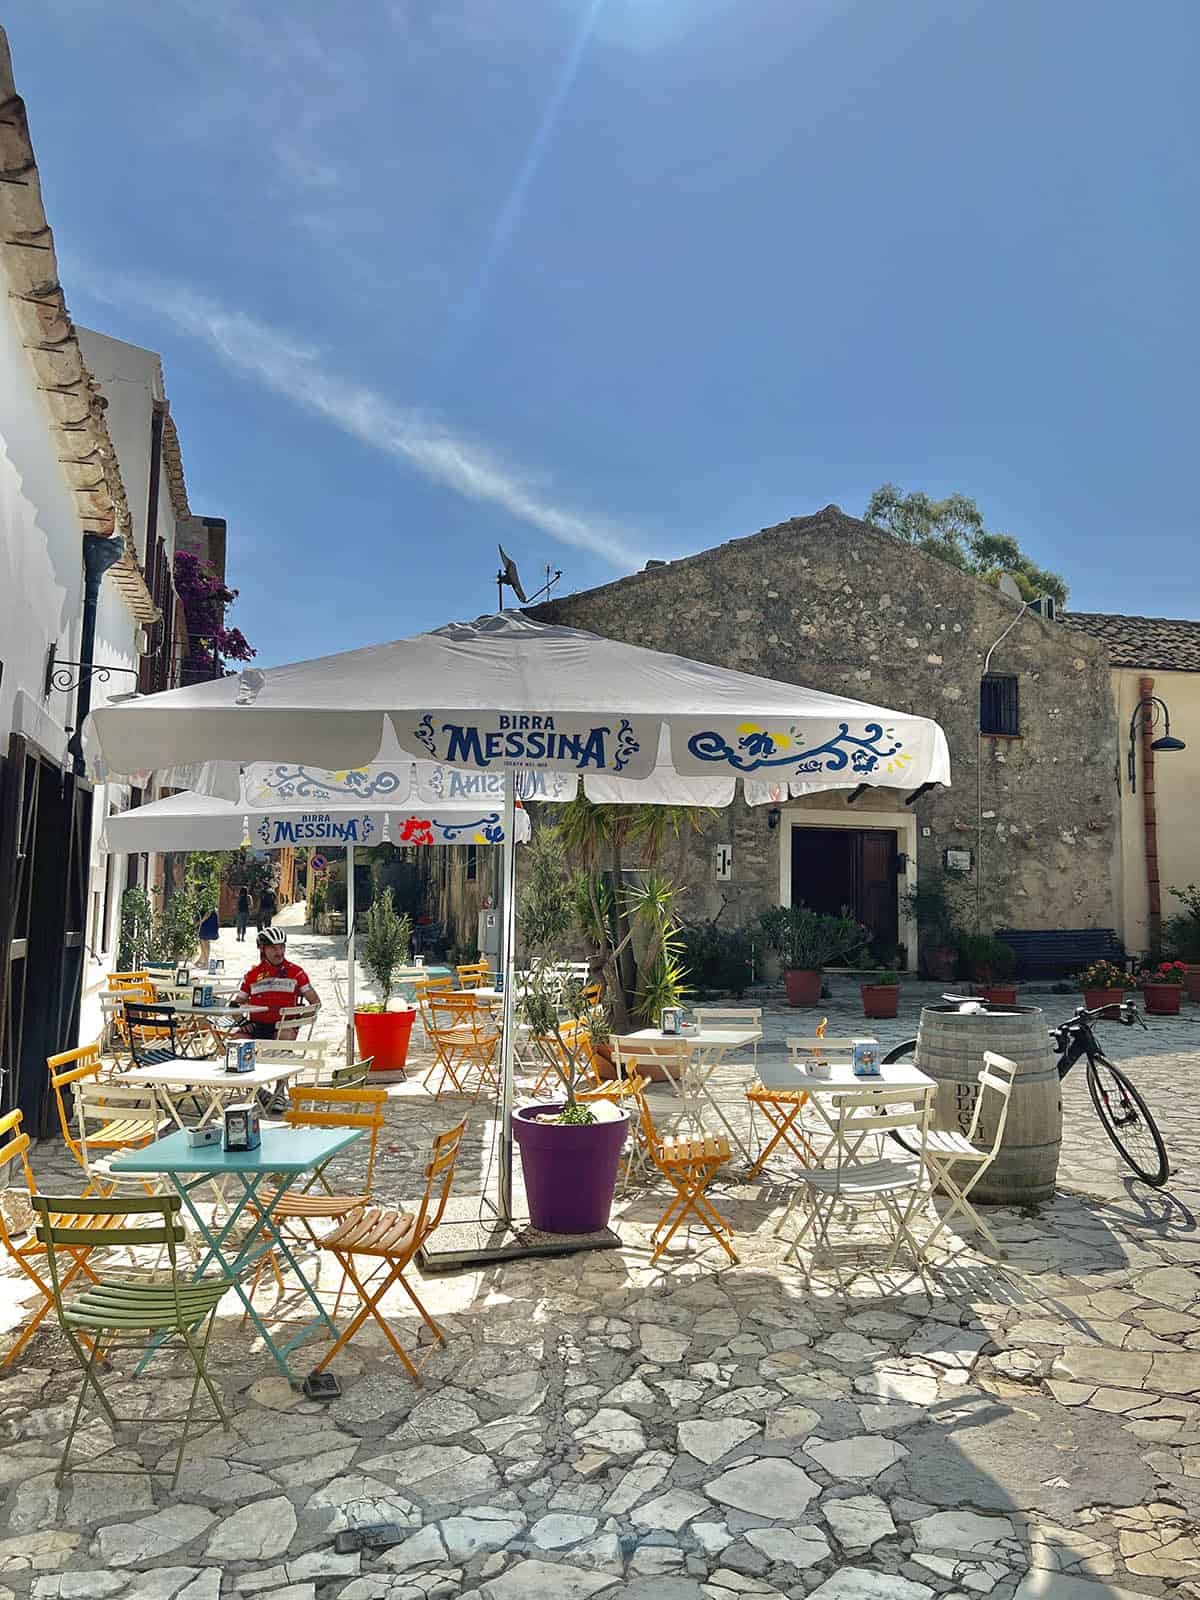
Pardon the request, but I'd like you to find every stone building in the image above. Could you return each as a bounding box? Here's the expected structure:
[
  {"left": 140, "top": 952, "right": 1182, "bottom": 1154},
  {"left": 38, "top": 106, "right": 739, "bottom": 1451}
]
[{"left": 429, "top": 505, "right": 1119, "bottom": 973}]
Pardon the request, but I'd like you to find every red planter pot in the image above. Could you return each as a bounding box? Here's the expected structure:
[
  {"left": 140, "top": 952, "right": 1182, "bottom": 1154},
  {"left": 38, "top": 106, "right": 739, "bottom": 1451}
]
[
  {"left": 861, "top": 984, "right": 899, "bottom": 1019},
  {"left": 512, "top": 1101, "right": 628, "bottom": 1234},
  {"left": 354, "top": 1007, "right": 416, "bottom": 1074},
  {"left": 1082, "top": 989, "right": 1127, "bottom": 1014},
  {"left": 975, "top": 985, "right": 1019, "bottom": 1007},
  {"left": 784, "top": 969, "right": 822, "bottom": 1007},
  {"left": 1142, "top": 984, "right": 1183, "bottom": 1016}
]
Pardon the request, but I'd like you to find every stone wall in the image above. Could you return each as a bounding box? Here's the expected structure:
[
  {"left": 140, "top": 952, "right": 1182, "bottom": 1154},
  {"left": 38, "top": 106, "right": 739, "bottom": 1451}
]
[{"left": 528, "top": 506, "right": 1121, "bottom": 958}]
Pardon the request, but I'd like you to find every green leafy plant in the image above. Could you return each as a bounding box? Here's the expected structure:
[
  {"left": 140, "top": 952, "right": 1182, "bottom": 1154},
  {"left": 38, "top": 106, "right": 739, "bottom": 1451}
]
[
  {"left": 223, "top": 848, "right": 279, "bottom": 902},
  {"left": 902, "top": 868, "right": 967, "bottom": 949},
  {"left": 1163, "top": 884, "right": 1200, "bottom": 961},
  {"left": 958, "top": 933, "right": 1015, "bottom": 979},
  {"left": 869, "top": 969, "right": 900, "bottom": 987},
  {"left": 678, "top": 921, "right": 754, "bottom": 997},
  {"left": 758, "top": 904, "right": 868, "bottom": 972},
  {"left": 517, "top": 825, "right": 596, "bottom": 1122},
  {"left": 357, "top": 897, "right": 411, "bottom": 1012},
  {"left": 117, "top": 887, "right": 155, "bottom": 970}
]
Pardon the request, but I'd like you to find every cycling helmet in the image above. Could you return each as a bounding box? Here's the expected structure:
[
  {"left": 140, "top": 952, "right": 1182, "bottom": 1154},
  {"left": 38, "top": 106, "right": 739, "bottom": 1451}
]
[{"left": 258, "top": 927, "right": 287, "bottom": 946}]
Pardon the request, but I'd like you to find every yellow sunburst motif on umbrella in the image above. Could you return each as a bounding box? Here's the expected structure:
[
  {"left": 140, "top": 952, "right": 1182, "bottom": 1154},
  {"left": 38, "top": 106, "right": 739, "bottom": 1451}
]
[
  {"left": 884, "top": 750, "right": 914, "bottom": 775},
  {"left": 737, "top": 721, "right": 791, "bottom": 751}
]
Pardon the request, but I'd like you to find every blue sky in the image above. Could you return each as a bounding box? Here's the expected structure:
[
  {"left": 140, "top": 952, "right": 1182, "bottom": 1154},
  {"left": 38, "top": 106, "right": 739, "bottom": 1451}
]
[{"left": 7, "top": 1, "right": 1197, "bottom": 665}]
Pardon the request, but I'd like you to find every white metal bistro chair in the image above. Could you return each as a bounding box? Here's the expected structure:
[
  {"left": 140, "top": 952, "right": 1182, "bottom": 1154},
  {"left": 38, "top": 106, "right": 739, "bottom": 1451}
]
[
  {"left": 73, "top": 1080, "right": 163, "bottom": 1198},
  {"left": 276, "top": 1004, "right": 321, "bottom": 1041},
  {"left": 778, "top": 1036, "right": 867, "bottom": 1164},
  {"left": 613, "top": 1037, "right": 697, "bottom": 1140},
  {"left": 776, "top": 1082, "right": 934, "bottom": 1286},
  {"left": 920, "top": 1051, "right": 1016, "bottom": 1257}
]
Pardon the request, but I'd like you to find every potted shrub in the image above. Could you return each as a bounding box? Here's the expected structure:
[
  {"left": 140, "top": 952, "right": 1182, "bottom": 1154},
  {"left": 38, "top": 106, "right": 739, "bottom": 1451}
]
[
  {"left": 1164, "top": 884, "right": 1200, "bottom": 1000},
  {"left": 759, "top": 904, "right": 868, "bottom": 1007},
  {"left": 510, "top": 827, "right": 628, "bottom": 1234},
  {"left": 861, "top": 968, "right": 900, "bottom": 1019},
  {"left": 960, "top": 934, "right": 1018, "bottom": 1003},
  {"left": 353, "top": 896, "right": 415, "bottom": 1075},
  {"left": 1140, "top": 960, "right": 1187, "bottom": 1016},
  {"left": 1078, "top": 959, "right": 1130, "bottom": 1014},
  {"left": 903, "top": 869, "right": 964, "bottom": 982}
]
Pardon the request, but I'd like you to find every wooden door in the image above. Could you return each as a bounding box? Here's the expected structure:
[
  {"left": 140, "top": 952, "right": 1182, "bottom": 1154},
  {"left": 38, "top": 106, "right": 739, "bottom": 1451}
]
[
  {"left": 859, "top": 829, "right": 899, "bottom": 951},
  {"left": 0, "top": 734, "right": 38, "bottom": 1115}
]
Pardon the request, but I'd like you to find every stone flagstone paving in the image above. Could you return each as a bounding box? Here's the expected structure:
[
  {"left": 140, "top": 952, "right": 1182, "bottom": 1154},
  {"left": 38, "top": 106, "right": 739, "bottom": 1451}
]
[{"left": 3, "top": 914, "right": 1199, "bottom": 1598}]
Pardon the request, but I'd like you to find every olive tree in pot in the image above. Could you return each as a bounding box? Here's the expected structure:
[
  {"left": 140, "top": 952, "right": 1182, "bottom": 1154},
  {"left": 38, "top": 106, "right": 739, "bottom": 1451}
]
[
  {"left": 759, "top": 903, "right": 868, "bottom": 1006},
  {"left": 510, "top": 826, "right": 628, "bottom": 1234},
  {"left": 354, "top": 895, "right": 415, "bottom": 1075}
]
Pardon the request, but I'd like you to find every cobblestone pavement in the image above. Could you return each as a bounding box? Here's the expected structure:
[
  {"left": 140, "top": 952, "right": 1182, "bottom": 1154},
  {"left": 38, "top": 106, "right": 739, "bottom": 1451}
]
[{"left": 2, "top": 913, "right": 1198, "bottom": 1600}]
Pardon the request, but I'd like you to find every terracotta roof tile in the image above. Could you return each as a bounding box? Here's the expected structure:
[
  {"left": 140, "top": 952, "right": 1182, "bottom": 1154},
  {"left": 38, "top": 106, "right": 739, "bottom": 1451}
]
[{"left": 1060, "top": 612, "right": 1200, "bottom": 672}]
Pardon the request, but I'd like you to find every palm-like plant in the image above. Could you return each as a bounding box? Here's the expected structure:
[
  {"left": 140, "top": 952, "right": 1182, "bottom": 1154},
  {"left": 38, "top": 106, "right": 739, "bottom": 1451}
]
[{"left": 559, "top": 795, "right": 710, "bottom": 1028}]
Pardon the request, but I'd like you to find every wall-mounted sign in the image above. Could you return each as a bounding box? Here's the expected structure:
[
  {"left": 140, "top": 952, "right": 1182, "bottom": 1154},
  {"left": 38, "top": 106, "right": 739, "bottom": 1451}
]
[
  {"left": 310, "top": 853, "right": 328, "bottom": 875},
  {"left": 715, "top": 843, "right": 733, "bottom": 881},
  {"left": 255, "top": 813, "right": 376, "bottom": 848},
  {"left": 944, "top": 847, "right": 974, "bottom": 873}
]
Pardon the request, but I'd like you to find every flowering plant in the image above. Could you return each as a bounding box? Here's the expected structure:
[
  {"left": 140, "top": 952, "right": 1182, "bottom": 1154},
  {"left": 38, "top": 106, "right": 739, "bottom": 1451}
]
[
  {"left": 174, "top": 550, "right": 256, "bottom": 679},
  {"left": 1139, "top": 960, "right": 1187, "bottom": 987},
  {"left": 1077, "top": 960, "right": 1129, "bottom": 990}
]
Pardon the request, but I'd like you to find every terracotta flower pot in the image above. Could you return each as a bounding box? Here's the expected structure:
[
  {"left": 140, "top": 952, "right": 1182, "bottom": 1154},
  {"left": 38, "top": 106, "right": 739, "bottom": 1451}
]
[
  {"left": 1142, "top": 983, "right": 1183, "bottom": 1016},
  {"left": 861, "top": 984, "right": 899, "bottom": 1019},
  {"left": 784, "top": 968, "right": 822, "bottom": 1007},
  {"left": 975, "top": 985, "right": 1018, "bottom": 1006},
  {"left": 354, "top": 1006, "right": 416, "bottom": 1074},
  {"left": 1082, "top": 989, "right": 1127, "bottom": 1014}
]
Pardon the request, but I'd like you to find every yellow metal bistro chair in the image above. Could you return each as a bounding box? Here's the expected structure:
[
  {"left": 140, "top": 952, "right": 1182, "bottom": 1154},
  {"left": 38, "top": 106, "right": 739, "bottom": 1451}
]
[
  {"left": 638, "top": 1097, "right": 738, "bottom": 1267},
  {"left": 455, "top": 960, "right": 490, "bottom": 991},
  {"left": 314, "top": 1116, "right": 468, "bottom": 1380},
  {"left": 0, "top": 1109, "right": 124, "bottom": 1368},
  {"left": 47, "top": 1044, "right": 157, "bottom": 1194},
  {"left": 32, "top": 1193, "right": 229, "bottom": 1487}
]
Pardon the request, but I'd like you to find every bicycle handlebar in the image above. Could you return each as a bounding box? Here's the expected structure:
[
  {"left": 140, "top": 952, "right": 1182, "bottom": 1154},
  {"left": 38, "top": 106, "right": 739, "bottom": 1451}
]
[{"left": 938, "top": 993, "right": 1146, "bottom": 1032}]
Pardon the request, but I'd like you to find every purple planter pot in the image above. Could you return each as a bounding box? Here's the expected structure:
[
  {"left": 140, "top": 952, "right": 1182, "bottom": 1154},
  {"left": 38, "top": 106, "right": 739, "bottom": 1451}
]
[{"left": 512, "top": 1101, "right": 628, "bottom": 1234}]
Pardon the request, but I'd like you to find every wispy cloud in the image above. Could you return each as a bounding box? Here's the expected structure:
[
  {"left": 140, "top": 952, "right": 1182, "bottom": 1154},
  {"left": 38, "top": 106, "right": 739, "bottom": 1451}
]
[{"left": 89, "top": 274, "right": 649, "bottom": 571}]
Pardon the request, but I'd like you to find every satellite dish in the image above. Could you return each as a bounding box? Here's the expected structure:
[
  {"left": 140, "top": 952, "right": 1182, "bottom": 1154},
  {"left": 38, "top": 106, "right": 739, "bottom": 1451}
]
[
  {"left": 997, "top": 573, "right": 1023, "bottom": 603},
  {"left": 497, "top": 545, "right": 528, "bottom": 606}
]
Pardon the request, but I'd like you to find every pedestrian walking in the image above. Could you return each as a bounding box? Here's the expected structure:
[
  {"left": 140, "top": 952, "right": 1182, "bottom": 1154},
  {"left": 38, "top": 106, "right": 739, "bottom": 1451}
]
[
  {"left": 256, "top": 885, "right": 277, "bottom": 931},
  {"left": 197, "top": 904, "right": 219, "bottom": 967},
  {"left": 236, "top": 885, "right": 250, "bottom": 941}
]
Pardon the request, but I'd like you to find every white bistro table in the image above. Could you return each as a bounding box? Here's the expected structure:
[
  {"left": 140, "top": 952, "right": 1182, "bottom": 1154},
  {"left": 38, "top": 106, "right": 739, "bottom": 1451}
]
[
  {"left": 627, "top": 1025, "right": 762, "bottom": 1161},
  {"left": 126, "top": 1054, "right": 305, "bottom": 1129},
  {"left": 750, "top": 1057, "right": 935, "bottom": 1172}
]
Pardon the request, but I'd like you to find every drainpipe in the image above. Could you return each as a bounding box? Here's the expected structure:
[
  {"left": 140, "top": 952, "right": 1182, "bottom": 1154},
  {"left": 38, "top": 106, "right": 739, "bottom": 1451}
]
[
  {"left": 66, "top": 534, "right": 125, "bottom": 777},
  {"left": 975, "top": 601, "right": 1034, "bottom": 932},
  {"left": 1138, "top": 674, "right": 1163, "bottom": 952}
]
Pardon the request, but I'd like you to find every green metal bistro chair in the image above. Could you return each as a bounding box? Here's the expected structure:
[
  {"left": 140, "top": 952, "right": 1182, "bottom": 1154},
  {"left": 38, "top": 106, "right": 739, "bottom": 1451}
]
[{"left": 31, "top": 1193, "right": 230, "bottom": 1487}]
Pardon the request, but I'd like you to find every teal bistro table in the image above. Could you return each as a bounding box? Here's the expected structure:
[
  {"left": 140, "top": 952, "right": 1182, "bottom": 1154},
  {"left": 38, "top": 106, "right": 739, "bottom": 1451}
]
[{"left": 109, "top": 1123, "right": 362, "bottom": 1380}]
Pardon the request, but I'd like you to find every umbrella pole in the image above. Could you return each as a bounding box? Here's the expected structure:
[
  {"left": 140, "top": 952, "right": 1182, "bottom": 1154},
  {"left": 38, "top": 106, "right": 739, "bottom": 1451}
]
[
  {"left": 345, "top": 842, "right": 356, "bottom": 1065},
  {"left": 498, "top": 775, "right": 517, "bottom": 1222}
]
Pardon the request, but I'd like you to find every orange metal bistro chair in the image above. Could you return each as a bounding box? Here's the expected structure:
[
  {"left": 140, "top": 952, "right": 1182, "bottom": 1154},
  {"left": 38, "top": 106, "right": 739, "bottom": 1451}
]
[
  {"left": 638, "top": 1097, "right": 738, "bottom": 1267},
  {"left": 244, "top": 1081, "right": 388, "bottom": 1304},
  {"left": 425, "top": 993, "right": 500, "bottom": 1100},
  {"left": 47, "top": 1043, "right": 157, "bottom": 1193},
  {"left": 531, "top": 1020, "right": 606, "bottom": 1098},
  {"left": 455, "top": 960, "right": 490, "bottom": 991},
  {"left": 414, "top": 975, "right": 454, "bottom": 1053},
  {"left": 578, "top": 1071, "right": 652, "bottom": 1193},
  {"left": 315, "top": 1116, "right": 468, "bottom": 1380},
  {"left": 0, "top": 1109, "right": 123, "bottom": 1367}
]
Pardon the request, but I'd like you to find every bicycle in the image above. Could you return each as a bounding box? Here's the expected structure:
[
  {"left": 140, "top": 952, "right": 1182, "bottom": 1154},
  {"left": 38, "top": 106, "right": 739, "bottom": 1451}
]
[{"left": 882, "top": 998, "right": 1169, "bottom": 1188}]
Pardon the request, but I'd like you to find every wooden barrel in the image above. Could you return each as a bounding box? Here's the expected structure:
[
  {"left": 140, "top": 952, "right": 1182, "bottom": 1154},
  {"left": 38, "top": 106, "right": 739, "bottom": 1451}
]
[{"left": 915, "top": 1004, "right": 1062, "bottom": 1204}]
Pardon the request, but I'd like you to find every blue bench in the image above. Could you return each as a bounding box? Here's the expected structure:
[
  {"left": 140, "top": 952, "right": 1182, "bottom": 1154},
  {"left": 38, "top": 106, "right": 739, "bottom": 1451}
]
[{"left": 997, "top": 928, "right": 1127, "bottom": 979}]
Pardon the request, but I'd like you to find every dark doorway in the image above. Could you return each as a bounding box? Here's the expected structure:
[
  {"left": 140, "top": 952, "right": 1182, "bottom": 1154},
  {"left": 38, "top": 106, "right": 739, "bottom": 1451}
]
[
  {"left": 0, "top": 735, "right": 92, "bottom": 1133},
  {"left": 791, "top": 826, "right": 899, "bottom": 952}
]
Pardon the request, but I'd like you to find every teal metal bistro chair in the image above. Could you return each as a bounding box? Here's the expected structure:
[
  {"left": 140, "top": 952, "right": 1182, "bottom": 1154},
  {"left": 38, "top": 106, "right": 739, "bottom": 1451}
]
[{"left": 31, "top": 1193, "right": 230, "bottom": 1487}]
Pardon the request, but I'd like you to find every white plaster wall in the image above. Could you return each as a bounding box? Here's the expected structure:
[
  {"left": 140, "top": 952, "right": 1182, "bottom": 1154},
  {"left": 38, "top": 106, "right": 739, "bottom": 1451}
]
[{"left": 0, "top": 290, "right": 85, "bottom": 761}]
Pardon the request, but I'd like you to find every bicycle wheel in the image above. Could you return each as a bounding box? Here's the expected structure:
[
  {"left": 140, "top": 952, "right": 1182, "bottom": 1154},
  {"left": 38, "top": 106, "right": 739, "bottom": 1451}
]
[
  {"left": 1086, "top": 1056, "right": 1169, "bottom": 1187},
  {"left": 882, "top": 1039, "right": 922, "bottom": 1156}
]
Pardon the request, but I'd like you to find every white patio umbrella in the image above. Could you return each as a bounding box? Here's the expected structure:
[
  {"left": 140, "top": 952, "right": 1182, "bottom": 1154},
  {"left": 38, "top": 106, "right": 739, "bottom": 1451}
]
[
  {"left": 101, "top": 781, "right": 530, "bottom": 1061},
  {"left": 91, "top": 611, "right": 951, "bottom": 1221}
]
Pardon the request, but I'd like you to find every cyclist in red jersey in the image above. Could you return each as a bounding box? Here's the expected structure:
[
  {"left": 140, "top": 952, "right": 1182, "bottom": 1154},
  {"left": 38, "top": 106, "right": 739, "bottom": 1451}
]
[{"left": 236, "top": 927, "right": 320, "bottom": 1039}]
